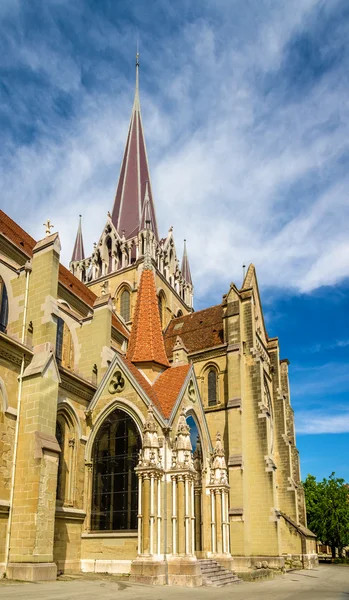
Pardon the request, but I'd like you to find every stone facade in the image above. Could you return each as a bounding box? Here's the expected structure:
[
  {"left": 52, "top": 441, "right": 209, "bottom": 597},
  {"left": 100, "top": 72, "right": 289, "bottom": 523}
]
[{"left": 0, "top": 61, "right": 317, "bottom": 584}]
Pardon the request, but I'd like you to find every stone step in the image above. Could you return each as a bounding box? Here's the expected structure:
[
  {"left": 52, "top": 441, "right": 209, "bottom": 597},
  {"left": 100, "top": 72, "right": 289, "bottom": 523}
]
[{"left": 198, "top": 559, "right": 240, "bottom": 587}]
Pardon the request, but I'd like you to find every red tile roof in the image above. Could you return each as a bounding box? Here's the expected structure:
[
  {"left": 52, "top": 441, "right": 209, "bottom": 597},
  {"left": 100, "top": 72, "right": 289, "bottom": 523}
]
[
  {"left": 59, "top": 264, "right": 96, "bottom": 308},
  {"left": 0, "top": 211, "right": 126, "bottom": 342},
  {"left": 0, "top": 209, "right": 36, "bottom": 257},
  {"left": 122, "top": 356, "right": 190, "bottom": 419},
  {"left": 164, "top": 304, "right": 224, "bottom": 357},
  {"left": 153, "top": 364, "right": 191, "bottom": 418},
  {"left": 127, "top": 268, "right": 170, "bottom": 368}
]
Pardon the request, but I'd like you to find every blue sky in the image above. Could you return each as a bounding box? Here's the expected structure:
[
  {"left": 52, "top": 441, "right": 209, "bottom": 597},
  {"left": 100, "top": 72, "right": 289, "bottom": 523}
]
[{"left": 1, "top": 0, "right": 348, "bottom": 481}]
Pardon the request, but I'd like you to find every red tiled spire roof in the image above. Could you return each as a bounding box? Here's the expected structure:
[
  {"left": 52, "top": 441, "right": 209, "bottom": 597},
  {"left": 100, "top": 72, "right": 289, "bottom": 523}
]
[
  {"left": 127, "top": 266, "right": 170, "bottom": 368},
  {"left": 111, "top": 55, "right": 159, "bottom": 241},
  {"left": 71, "top": 215, "right": 85, "bottom": 262},
  {"left": 181, "top": 239, "right": 192, "bottom": 285}
]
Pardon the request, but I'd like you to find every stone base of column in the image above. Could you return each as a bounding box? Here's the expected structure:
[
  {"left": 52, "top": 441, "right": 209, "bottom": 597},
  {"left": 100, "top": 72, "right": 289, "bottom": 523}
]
[
  {"left": 6, "top": 562, "right": 57, "bottom": 582},
  {"left": 130, "top": 557, "right": 166, "bottom": 585},
  {"left": 209, "top": 554, "right": 235, "bottom": 571},
  {"left": 167, "top": 556, "right": 202, "bottom": 587}
]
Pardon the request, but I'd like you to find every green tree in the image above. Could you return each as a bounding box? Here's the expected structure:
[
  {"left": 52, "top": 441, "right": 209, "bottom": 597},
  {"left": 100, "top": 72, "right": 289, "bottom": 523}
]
[{"left": 304, "top": 472, "right": 349, "bottom": 558}]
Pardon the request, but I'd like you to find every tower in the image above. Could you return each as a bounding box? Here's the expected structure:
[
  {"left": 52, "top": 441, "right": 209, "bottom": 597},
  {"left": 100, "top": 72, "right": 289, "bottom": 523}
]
[{"left": 70, "top": 56, "right": 194, "bottom": 329}]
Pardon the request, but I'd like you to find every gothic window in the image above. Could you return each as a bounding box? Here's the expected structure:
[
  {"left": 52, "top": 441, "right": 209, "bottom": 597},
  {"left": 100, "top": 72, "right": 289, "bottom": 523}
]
[
  {"left": 0, "top": 277, "right": 9, "bottom": 333},
  {"left": 55, "top": 317, "right": 74, "bottom": 370},
  {"left": 106, "top": 237, "right": 113, "bottom": 273},
  {"left": 56, "top": 412, "right": 76, "bottom": 506},
  {"left": 56, "top": 421, "right": 64, "bottom": 502},
  {"left": 120, "top": 289, "right": 130, "bottom": 322},
  {"left": 158, "top": 292, "right": 166, "bottom": 328},
  {"left": 91, "top": 409, "right": 141, "bottom": 532},
  {"left": 264, "top": 381, "right": 274, "bottom": 455},
  {"left": 208, "top": 369, "right": 218, "bottom": 406}
]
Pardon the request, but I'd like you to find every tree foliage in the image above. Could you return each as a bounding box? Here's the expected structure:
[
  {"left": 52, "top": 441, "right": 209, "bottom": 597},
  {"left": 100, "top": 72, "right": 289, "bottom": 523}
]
[{"left": 303, "top": 472, "right": 349, "bottom": 556}]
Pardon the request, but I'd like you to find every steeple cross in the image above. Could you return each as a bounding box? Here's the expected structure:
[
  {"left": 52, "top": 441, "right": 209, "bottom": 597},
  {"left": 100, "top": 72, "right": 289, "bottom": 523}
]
[{"left": 43, "top": 219, "right": 54, "bottom": 237}]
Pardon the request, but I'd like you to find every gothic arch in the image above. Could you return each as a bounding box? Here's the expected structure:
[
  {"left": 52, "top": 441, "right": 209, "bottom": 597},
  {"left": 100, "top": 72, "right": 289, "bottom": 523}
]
[
  {"left": 157, "top": 289, "right": 167, "bottom": 328},
  {"left": 200, "top": 363, "right": 219, "bottom": 407},
  {"left": 114, "top": 282, "right": 132, "bottom": 323},
  {"left": 0, "top": 274, "right": 9, "bottom": 333},
  {"left": 89, "top": 405, "right": 142, "bottom": 532},
  {"left": 55, "top": 314, "right": 75, "bottom": 370},
  {"left": 85, "top": 398, "right": 145, "bottom": 462},
  {"left": 56, "top": 404, "right": 79, "bottom": 506}
]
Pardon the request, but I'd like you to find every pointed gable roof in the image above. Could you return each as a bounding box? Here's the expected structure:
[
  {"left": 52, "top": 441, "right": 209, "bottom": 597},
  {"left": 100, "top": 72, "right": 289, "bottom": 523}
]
[
  {"left": 71, "top": 215, "right": 85, "bottom": 262},
  {"left": 111, "top": 56, "right": 159, "bottom": 241},
  {"left": 126, "top": 265, "right": 170, "bottom": 368},
  {"left": 181, "top": 239, "right": 192, "bottom": 285}
]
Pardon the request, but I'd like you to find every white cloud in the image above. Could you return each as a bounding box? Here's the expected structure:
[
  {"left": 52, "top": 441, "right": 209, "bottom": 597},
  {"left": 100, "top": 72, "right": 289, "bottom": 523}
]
[
  {"left": 1, "top": 0, "right": 349, "bottom": 303},
  {"left": 296, "top": 409, "right": 349, "bottom": 434}
]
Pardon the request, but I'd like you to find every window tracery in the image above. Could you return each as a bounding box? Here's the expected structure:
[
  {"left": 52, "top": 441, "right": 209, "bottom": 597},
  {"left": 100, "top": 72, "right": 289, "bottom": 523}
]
[{"left": 91, "top": 409, "right": 141, "bottom": 531}]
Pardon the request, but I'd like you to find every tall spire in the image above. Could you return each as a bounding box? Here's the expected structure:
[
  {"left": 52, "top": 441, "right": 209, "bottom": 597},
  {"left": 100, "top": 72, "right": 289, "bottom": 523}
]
[
  {"left": 126, "top": 267, "right": 169, "bottom": 369},
  {"left": 111, "top": 54, "right": 159, "bottom": 241},
  {"left": 71, "top": 215, "right": 85, "bottom": 262},
  {"left": 181, "top": 239, "right": 192, "bottom": 285}
]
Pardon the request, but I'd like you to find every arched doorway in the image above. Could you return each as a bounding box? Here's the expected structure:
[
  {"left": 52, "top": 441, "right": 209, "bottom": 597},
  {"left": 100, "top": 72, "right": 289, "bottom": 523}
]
[{"left": 186, "top": 414, "right": 203, "bottom": 554}]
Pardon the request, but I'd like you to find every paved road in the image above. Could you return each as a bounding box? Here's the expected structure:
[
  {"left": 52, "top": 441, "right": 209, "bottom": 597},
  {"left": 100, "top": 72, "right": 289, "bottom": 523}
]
[{"left": 0, "top": 565, "right": 348, "bottom": 600}]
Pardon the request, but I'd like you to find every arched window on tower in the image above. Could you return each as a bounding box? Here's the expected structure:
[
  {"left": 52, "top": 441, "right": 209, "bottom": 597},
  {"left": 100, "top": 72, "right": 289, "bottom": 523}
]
[
  {"left": 0, "top": 277, "right": 9, "bottom": 333},
  {"left": 120, "top": 289, "right": 130, "bottom": 322},
  {"left": 91, "top": 409, "right": 141, "bottom": 531},
  {"left": 208, "top": 369, "right": 218, "bottom": 406},
  {"left": 56, "top": 317, "right": 74, "bottom": 370},
  {"left": 158, "top": 292, "right": 166, "bottom": 328},
  {"left": 106, "top": 237, "right": 113, "bottom": 273}
]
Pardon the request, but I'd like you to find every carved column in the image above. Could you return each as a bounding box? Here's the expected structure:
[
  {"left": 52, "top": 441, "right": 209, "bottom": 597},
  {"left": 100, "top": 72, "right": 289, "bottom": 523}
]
[
  {"left": 84, "top": 461, "right": 93, "bottom": 533},
  {"left": 134, "top": 407, "right": 163, "bottom": 557},
  {"left": 207, "top": 433, "right": 231, "bottom": 559}
]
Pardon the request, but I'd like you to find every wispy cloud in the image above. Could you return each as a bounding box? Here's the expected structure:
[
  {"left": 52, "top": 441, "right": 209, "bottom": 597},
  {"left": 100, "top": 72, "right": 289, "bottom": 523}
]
[
  {"left": 296, "top": 408, "right": 349, "bottom": 434},
  {"left": 0, "top": 0, "right": 348, "bottom": 302},
  {"left": 306, "top": 339, "right": 349, "bottom": 353}
]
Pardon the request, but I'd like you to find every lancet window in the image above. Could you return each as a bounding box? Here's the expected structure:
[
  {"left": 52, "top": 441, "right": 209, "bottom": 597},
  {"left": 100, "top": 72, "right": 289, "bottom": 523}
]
[
  {"left": 91, "top": 409, "right": 141, "bottom": 532},
  {"left": 55, "top": 317, "right": 74, "bottom": 370},
  {"left": 120, "top": 289, "right": 131, "bottom": 322},
  {"left": 55, "top": 411, "right": 77, "bottom": 506},
  {"left": 208, "top": 368, "right": 218, "bottom": 406},
  {"left": 0, "top": 277, "right": 9, "bottom": 333}
]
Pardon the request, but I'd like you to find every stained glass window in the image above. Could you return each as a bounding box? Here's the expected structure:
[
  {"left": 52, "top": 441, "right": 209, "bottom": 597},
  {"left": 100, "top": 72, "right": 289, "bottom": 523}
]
[{"left": 91, "top": 409, "right": 141, "bottom": 531}]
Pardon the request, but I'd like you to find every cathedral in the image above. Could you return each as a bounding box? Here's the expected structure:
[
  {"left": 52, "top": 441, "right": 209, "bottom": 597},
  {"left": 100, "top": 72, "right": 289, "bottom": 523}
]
[{"left": 0, "top": 58, "right": 317, "bottom": 584}]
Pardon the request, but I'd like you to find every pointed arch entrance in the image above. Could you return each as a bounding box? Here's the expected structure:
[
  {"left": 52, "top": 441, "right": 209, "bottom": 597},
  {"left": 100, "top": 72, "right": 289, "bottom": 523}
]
[{"left": 186, "top": 413, "right": 203, "bottom": 555}]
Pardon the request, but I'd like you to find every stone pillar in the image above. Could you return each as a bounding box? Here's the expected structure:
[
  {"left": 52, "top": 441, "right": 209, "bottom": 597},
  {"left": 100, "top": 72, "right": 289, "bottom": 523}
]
[
  {"left": 131, "top": 407, "right": 165, "bottom": 584},
  {"left": 166, "top": 408, "right": 202, "bottom": 586},
  {"left": 142, "top": 475, "right": 151, "bottom": 554},
  {"left": 7, "top": 234, "right": 62, "bottom": 582},
  {"left": 84, "top": 461, "right": 93, "bottom": 533},
  {"left": 207, "top": 433, "right": 234, "bottom": 570},
  {"left": 177, "top": 476, "right": 185, "bottom": 555}
]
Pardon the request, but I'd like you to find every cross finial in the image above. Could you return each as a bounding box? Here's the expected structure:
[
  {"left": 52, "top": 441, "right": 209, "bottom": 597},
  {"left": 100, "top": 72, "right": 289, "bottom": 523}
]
[{"left": 43, "top": 219, "right": 54, "bottom": 237}]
